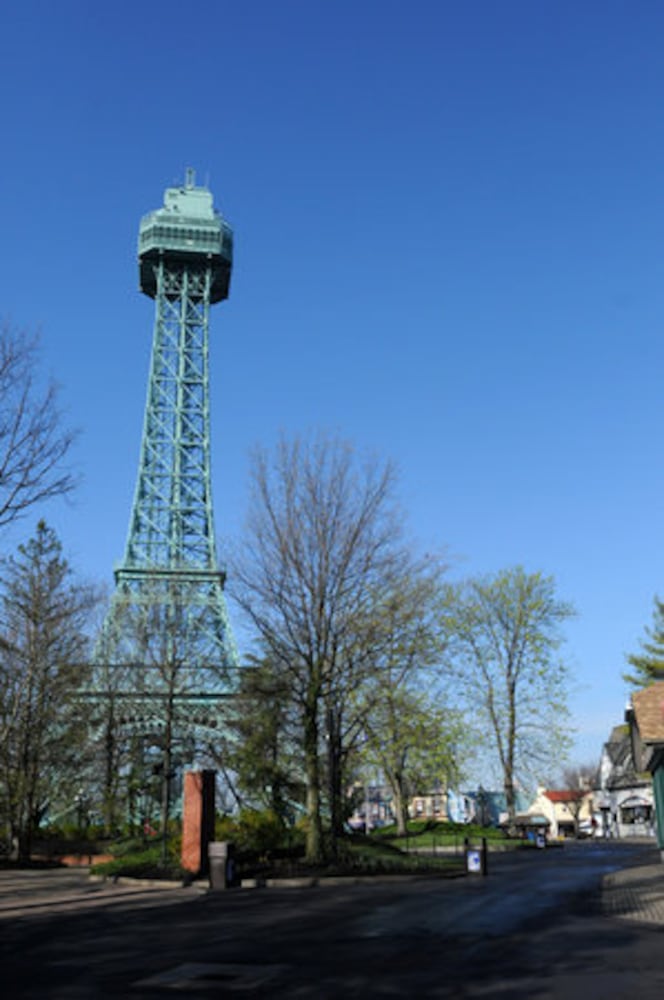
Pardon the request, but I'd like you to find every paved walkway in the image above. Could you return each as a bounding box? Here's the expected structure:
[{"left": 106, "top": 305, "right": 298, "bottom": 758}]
[
  {"left": 0, "top": 866, "right": 203, "bottom": 921},
  {"left": 601, "top": 859, "right": 664, "bottom": 925}
]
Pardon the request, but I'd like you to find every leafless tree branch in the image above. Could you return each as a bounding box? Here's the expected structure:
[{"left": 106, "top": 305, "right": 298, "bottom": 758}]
[{"left": 0, "top": 321, "right": 77, "bottom": 528}]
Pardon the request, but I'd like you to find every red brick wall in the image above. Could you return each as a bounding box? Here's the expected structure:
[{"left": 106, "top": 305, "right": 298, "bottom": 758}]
[{"left": 181, "top": 770, "right": 215, "bottom": 875}]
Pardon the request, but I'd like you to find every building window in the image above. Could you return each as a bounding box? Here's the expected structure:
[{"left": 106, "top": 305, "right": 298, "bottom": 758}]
[{"left": 620, "top": 804, "right": 652, "bottom": 825}]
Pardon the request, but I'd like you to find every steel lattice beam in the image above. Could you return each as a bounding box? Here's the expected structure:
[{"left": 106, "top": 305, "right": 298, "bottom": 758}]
[{"left": 89, "top": 173, "right": 239, "bottom": 733}]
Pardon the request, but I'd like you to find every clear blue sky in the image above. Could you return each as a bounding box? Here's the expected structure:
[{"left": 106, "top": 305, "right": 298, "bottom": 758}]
[{"left": 2, "top": 1, "right": 663, "bottom": 774}]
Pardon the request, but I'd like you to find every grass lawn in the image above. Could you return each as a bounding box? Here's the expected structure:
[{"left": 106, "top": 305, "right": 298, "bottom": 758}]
[
  {"left": 88, "top": 820, "right": 533, "bottom": 883},
  {"left": 375, "top": 820, "right": 524, "bottom": 852}
]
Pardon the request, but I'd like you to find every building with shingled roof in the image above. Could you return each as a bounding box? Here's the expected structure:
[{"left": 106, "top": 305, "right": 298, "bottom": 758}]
[
  {"left": 626, "top": 681, "right": 664, "bottom": 858},
  {"left": 594, "top": 723, "right": 655, "bottom": 839}
]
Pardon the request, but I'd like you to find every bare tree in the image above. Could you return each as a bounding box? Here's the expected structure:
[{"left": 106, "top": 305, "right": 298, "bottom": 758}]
[
  {"left": 445, "top": 567, "right": 575, "bottom": 833},
  {"left": 562, "top": 762, "right": 598, "bottom": 837},
  {"left": 0, "top": 321, "right": 76, "bottom": 528},
  {"left": 231, "top": 433, "right": 415, "bottom": 862},
  {"left": 562, "top": 762, "right": 598, "bottom": 791}
]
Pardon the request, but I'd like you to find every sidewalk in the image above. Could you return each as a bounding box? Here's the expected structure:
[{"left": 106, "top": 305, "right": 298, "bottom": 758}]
[{"left": 601, "top": 860, "right": 664, "bottom": 925}]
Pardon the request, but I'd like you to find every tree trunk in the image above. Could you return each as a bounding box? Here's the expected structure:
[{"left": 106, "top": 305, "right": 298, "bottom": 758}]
[
  {"left": 388, "top": 772, "right": 409, "bottom": 837},
  {"left": 504, "top": 772, "right": 516, "bottom": 835},
  {"left": 160, "top": 752, "right": 172, "bottom": 868},
  {"left": 103, "top": 708, "right": 118, "bottom": 835},
  {"left": 18, "top": 769, "right": 37, "bottom": 863},
  {"left": 396, "top": 795, "right": 409, "bottom": 838},
  {"left": 160, "top": 699, "right": 174, "bottom": 868},
  {"left": 17, "top": 819, "right": 32, "bottom": 863},
  {"left": 303, "top": 699, "right": 323, "bottom": 863},
  {"left": 326, "top": 705, "right": 345, "bottom": 851}
]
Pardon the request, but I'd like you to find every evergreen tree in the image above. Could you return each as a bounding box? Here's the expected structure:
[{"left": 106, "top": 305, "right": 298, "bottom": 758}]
[
  {"left": 624, "top": 597, "right": 664, "bottom": 687},
  {"left": 0, "top": 521, "right": 96, "bottom": 859},
  {"left": 224, "top": 655, "right": 305, "bottom": 822}
]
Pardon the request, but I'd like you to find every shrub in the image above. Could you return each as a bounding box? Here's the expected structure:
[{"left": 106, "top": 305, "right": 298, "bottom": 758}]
[
  {"left": 90, "top": 844, "right": 185, "bottom": 881},
  {"left": 214, "top": 809, "right": 293, "bottom": 855}
]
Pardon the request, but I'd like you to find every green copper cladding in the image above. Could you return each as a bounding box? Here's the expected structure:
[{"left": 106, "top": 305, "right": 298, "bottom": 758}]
[
  {"left": 138, "top": 167, "right": 233, "bottom": 302},
  {"left": 93, "top": 171, "right": 238, "bottom": 728}
]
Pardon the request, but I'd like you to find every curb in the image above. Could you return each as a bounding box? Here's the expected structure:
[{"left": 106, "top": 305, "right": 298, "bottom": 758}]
[
  {"left": 88, "top": 874, "right": 207, "bottom": 891},
  {"left": 88, "top": 870, "right": 464, "bottom": 891},
  {"left": 235, "top": 871, "right": 467, "bottom": 890}
]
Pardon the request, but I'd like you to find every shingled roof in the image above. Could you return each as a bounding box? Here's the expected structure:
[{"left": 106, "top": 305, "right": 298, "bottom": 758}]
[{"left": 631, "top": 683, "right": 664, "bottom": 743}]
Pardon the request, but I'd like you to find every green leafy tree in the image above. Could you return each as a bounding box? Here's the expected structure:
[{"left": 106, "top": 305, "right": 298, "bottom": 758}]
[
  {"left": 363, "top": 687, "right": 465, "bottom": 835},
  {"left": 350, "top": 562, "right": 459, "bottom": 836},
  {"left": 321, "top": 549, "right": 449, "bottom": 843},
  {"left": 444, "top": 567, "right": 574, "bottom": 832},
  {"left": 624, "top": 597, "right": 664, "bottom": 687},
  {"left": 0, "top": 522, "right": 97, "bottom": 859}
]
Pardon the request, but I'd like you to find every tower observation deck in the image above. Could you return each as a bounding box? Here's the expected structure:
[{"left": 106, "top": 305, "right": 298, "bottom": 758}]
[
  {"left": 138, "top": 167, "right": 233, "bottom": 302},
  {"left": 92, "top": 170, "right": 239, "bottom": 747}
]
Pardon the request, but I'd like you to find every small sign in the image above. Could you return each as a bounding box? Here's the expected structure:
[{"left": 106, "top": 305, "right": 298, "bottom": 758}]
[
  {"left": 467, "top": 849, "right": 482, "bottom": 873},
  {"left": 536, "top": 833, "right": 546, "bottom": 849}
]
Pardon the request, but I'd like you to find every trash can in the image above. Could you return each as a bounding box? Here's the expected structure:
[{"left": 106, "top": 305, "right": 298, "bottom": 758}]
[{"left": 208, "top": 841, "right": 236, "bottom": 890}]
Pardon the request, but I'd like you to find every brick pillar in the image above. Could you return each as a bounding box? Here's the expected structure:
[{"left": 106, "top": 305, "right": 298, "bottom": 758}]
[{"left": 181, "top": 770, "right": 216, "bottom": 876}]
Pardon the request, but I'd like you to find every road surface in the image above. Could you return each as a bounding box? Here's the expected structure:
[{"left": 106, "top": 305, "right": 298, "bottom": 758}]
[{"left": 0, "top": 840, "right": 662, "bottom": 997}]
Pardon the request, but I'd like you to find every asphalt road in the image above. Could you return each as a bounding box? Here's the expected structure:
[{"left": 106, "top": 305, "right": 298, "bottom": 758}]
[{"left": 0, "top": 841, "right": 662, "bottom": 998}]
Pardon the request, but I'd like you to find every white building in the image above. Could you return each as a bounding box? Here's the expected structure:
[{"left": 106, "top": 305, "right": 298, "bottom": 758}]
[{"left": 594, "top": 724, "right": 655, "bottom": 839}]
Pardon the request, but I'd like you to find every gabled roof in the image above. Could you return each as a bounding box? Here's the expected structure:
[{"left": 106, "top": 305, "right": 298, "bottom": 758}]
[{"left": 601, "top": 723, "right": 650, "bottom": 789}]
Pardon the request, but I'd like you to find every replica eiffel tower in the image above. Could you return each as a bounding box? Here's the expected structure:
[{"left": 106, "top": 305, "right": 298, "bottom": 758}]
[{"left": 93, "top": 170, "right": 239, "bottom": 741}]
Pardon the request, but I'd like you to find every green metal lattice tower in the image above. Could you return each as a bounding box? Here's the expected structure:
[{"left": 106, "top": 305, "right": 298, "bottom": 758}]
[{"left": 94, "top": 170, "right": 238, "bottom": 735}]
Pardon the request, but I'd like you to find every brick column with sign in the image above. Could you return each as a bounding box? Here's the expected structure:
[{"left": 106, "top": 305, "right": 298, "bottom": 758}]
[{"left": 181, "top": 770, "right": 216, "bottom": 876}]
